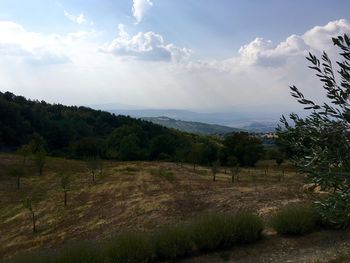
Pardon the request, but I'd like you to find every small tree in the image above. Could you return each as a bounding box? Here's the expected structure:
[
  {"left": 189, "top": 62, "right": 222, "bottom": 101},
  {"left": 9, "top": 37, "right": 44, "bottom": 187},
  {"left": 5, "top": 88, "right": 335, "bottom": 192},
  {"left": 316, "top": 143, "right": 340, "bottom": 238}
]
[
  {"left": 60, "top": 173, "right": 70, "bottom": 207},
  {"left": 211, "top": 161, "right": 220, "bottom": 182},
  {"left": 33, "top": 149, "right": 46, "bottom": 176},
  {"left": 228, "top": 156, "right": 240, "bottom": 183},
  {"left": 188, "top": 144, "right": 203, "bottom": 171},
  {"left": 16, "top": 144, "right": 32, "bottom": 166},
  {"left": 86, "top": 157, "right": 102, "bottom": 182},
  {"left": 277, "top": 34, "right": 350, "bottom": 228},
  {"left": 9, "top": 166, "right": 24, "bottom": 190},
  {"left": 22, "top": 197, "right": 36, "bottom": 233},
  {"left": 230, "top": 165, "right": 241, "bottom": 184}
]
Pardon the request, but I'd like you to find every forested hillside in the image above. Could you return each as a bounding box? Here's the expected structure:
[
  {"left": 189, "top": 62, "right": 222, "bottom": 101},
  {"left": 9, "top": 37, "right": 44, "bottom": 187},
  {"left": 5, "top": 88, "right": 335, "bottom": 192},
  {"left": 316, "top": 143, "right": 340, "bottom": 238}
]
[{"left": 0, "top": 92, "right": 221, "bottom": 163}]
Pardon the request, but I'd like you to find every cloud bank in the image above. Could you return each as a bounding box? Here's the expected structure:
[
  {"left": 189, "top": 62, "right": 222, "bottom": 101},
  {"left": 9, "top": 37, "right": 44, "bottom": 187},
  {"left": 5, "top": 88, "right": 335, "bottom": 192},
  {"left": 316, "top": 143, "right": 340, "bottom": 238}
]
[{"left": 1, "top": 18, "right": 349, "bottom": 111}]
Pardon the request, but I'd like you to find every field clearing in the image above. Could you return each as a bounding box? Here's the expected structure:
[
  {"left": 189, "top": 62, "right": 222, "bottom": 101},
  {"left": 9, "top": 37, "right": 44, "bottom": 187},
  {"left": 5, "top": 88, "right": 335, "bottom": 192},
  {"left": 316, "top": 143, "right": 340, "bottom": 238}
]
[{"left": 0, "top": 153, "right": 306, "bottom": 258}]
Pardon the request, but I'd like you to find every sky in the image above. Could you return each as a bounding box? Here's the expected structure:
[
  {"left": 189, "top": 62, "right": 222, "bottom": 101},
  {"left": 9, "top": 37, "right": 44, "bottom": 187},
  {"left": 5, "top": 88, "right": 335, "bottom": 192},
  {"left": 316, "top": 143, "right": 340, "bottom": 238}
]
[{"left": 0, "top": 0, "right": 350, "bottom": 112}]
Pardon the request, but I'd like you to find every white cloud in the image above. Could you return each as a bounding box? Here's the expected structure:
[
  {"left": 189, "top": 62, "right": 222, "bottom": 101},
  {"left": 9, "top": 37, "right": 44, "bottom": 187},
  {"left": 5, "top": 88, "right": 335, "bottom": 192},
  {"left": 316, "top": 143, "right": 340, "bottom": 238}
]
[
  {"left": 1, "top": 19, "right": 349, "bottom": 113},
  {"left": 0, "top": 21, "right": 97, "bottom": 65},
  {"left": 101, "top": 24, "right": 192, "bottom": 62},
  {"left": 132, "top": 0, "right": 153, "bottom": 24},
  {"left": 234, "top": 19, "right": 350, "bottom": 68},
  {"left": 64, "top": 11, "right": 93, "bottom": 25}
]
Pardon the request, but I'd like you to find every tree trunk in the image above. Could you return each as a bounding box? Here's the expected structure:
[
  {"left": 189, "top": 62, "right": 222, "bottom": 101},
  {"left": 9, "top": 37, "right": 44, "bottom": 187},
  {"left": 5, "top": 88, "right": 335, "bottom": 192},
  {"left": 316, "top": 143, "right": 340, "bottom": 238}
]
[
  {"left": 32, "top": 212, "right": 36, "bottom": 233},
  {"left": 213, "top": 174, "right": 216, "bottom": 182},
  {"left": 17, "top": 176, "right": 20, "bottom": 190},
  {"left": 64, "top": 191, "right": 67, "bottom": 207},
  {"left": 231, "top": 174, "right": 234, "bottom": 184}
]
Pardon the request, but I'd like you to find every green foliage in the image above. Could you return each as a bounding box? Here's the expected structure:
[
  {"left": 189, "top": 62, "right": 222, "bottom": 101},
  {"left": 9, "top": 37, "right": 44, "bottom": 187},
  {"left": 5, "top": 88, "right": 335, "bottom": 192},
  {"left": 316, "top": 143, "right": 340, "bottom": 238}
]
[
  {"left": 22, "top": 197, "right": 33, "bottom": 212},
  {"left": 16, "top": 144, "right": 32, "bottom": 165},
  {"left": 153, "top": 224, "right": 194, "bottom": 259},
  {"left": 190, "top": 212, "right": 263, "bottom": 252},
  {"left": 60, "top": 173, "right": 70, "bottom": 191},
  {"left": 0, "top": 250, "right": 53, "bottom": 263},
  {"left": 1, "top": 242, "right": 102, "bottom": 263},
  {"left": 233, "top": 211, "right": 264, "bottom": 243},
  {"left": 223, "top": 132, "right": 264, "bottom": 167},
  {"left": 271, "top": 203, "right": 319, "bottom": 235},
  {"left": 190, "top": 214, "right": 228, "bottom": 252},
  {"left": 86, "top": 157, "right": 103, "bottom": 182},
  {"left": 277, "top": 34, "right": 350, "bottom": 227},
  {"left": 33, "top": 149, "right": 46, "bottom": 176},
  {"left": 0, "top": 92, "right": 208, "bottom": 162},
  {"left": 315, "top": 192, "right": 350, "bottom": 229},
  {"left": 211, "top": 161, "right": 220, "bottom": 181},
  {"left": 8, "top": 165, "right": 24, "bottom": 189},
  {"left": 105, "top": 231, "right": 153, "bottom": 263},
  {"left": 54, "top": 241, "right": 102, "bottom": 263}
]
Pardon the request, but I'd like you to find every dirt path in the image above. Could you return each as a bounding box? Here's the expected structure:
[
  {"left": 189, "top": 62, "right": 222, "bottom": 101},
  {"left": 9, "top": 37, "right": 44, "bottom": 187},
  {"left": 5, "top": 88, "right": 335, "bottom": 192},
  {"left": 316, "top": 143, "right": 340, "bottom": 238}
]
[{"left": 182, "top": 229, "right": 350, "bottom": 263}]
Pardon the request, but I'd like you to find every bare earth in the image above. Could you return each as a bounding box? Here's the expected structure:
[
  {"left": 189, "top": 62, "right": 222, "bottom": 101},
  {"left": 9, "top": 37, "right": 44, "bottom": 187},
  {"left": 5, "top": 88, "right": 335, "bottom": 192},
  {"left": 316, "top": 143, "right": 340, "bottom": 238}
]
[{"left": 0, "top": 153, "right": 348, "bottom": 262}]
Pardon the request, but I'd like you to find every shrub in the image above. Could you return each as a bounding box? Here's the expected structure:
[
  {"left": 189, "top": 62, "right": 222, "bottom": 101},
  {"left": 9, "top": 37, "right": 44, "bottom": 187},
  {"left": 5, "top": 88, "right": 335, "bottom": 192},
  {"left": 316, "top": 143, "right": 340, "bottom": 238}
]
[
  {"left": 153, "top": 224, "right": 194, "bottom": 259},
  {"left": 190, "top": 213, "right": 228, "bottom": 252},
  {"left": 105, "top": 231, "right": 153, "bottom": 263},
  {"left": 233, "top": 211, "right": 264, "bottom": 243},
  {"left": 190, "top": 211, "right": 262, "bottom": 252},
  {"left": 55, "top": 241, "right": 102, "bottom": 263},
  {"left": 0, "top": 250, "right": 54, "bottom": 263},
  {"left": 271, "top": 203, "right": 319, "bottom": 235}
]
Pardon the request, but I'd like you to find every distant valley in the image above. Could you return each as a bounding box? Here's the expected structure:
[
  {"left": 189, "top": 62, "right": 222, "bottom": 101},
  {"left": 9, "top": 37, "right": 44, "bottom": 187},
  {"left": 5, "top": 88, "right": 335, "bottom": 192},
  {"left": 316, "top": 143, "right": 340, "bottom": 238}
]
[{"left": 101, "top": 108, "right": 280, "bottom": 133}]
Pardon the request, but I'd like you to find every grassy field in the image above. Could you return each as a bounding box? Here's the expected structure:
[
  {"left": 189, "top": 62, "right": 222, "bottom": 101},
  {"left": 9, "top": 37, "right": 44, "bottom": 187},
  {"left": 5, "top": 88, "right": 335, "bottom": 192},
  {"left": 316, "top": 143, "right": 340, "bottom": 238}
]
[{"left": 0, "top": 153, "right": 306, "bottom": 259}]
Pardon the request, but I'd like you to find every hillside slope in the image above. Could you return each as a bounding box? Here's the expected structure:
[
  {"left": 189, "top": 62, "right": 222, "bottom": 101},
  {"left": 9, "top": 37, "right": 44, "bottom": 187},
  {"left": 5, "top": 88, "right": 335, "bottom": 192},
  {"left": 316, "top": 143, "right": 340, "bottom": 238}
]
[
  {"left": 0, "top": 91, "right": 197, "bottom": 160},
  {"left": 143, "top": 116, "right": 241, "bottom": 135}
]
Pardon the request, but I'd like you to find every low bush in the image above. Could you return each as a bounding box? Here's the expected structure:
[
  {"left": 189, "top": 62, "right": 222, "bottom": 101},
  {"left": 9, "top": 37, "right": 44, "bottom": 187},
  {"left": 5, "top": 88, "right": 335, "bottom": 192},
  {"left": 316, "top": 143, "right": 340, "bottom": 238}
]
[
  {"left": 1, "top": 251, "right": 53, "bottom": 263},
  {"left": 190, "top": 213, "right": 228, "bottom": 252},
  {"left": 2, "top": 212, "right": 263, "bottom": 263},
  {"left": 233, "top": 211, "right": 264, "bottom": 243},
  {"left": 55, "top": 241, "right": 102, "bottom": 263},
  {"left": 105, "top": 231, "right": 153, "bottom": 263},
  {"left": 271, "top": 203, "right": 319, "bottom": 235},
  {"left": 153, "top": 224, "right": 194, "bottom": 259},
  {"left": 190, "top": 211, "right": 263, "bottom": 252}
]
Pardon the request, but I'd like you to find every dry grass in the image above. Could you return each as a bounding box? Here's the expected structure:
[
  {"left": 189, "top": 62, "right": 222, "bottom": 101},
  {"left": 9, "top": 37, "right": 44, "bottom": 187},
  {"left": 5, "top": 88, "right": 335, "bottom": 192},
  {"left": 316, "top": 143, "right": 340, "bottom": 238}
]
[{"left": 0, "top": 153, "right": 305, "bottom": 258}]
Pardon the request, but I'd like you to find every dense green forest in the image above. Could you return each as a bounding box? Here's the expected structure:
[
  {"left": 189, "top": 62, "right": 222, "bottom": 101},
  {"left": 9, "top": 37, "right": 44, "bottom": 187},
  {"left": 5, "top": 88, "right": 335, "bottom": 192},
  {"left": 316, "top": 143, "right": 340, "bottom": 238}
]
[{"left": 0, "top": 91, "right": 266, "bottom": 166}]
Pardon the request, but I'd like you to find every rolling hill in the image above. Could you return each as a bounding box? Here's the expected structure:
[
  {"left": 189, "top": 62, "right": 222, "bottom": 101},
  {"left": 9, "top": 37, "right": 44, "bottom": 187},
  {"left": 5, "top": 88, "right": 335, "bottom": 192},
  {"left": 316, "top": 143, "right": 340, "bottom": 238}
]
[{"left": 142, "top": 116, "right": 241, "bottom": 135}]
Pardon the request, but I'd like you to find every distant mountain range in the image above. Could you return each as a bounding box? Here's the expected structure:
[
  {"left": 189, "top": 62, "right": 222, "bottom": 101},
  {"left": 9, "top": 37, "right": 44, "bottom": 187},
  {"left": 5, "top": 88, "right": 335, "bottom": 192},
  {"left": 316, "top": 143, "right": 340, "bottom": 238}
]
[
  {"left": 143, "top": 116, "right": 242, "bottom": 135},
  {"left": 87, "top": 105, "right": 290, "bottom": 133}
]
